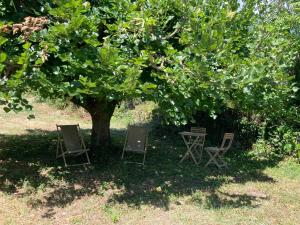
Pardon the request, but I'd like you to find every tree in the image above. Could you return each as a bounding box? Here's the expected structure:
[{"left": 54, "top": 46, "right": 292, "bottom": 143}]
[
  {"left": 1, "top": 0, "right": 299, "bottom": 154},
  {"left": 32, "top": 0, "right": 255, "bottom": 149}
]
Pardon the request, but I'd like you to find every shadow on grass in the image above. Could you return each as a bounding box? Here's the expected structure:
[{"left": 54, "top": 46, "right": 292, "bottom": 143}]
[
  {"left": 198, "top": 191, "right": 269, "bottom": 209},
  {"left": 0, "top": 128, "right": 280, "bottom": 217}
]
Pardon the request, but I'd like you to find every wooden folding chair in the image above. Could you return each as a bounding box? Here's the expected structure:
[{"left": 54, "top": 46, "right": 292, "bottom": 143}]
[
  {"left": 121, "top": 126, "right": 148, "bottom": 166},
  {"left": 191, "top": 127, "right": 206, "bottom": 134},
  {"left": 204, "top": 133, "right": 234, "bottom": 169},
  {"left": 56, "top": 124, "right": 91, "bottom": 167},
  {"left": 188, "top": 127, "right": 206, "bottom": 161}
]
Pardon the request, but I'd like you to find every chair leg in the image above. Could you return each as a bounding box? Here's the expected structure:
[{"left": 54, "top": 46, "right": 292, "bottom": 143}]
[
  {"left": 56, "top": 141, "right": 60, "bottom": 158},
  {"left": 85, "top": 152, "right": 91, "bottom": 165},
  {"left": 206, "top": 154, "right": 227, "bottom": 169},
  {"left": 62, "top": 153, "right": 68, "bottom": 167},
  {"left": 195, "top": 146, "right": 203, "bottom": 164},
  {"left": 190, "top": 151, "right": 199, "bottom": 165},
  {"left": 193, "top": 146, "right": 200, "bottom": 158},
  {"left": 121, "top": 149, "right": 126, "bottom": 160},
  {"left": 180, "top": 147, "right": 198, "bottom": 164},
  {"left": 142, "top": 152, "right": 147, "bottom": 166},
  {"left": 122, "top": 150, "right": 147, "bottom": 166},
  {"left": 199, "top": 147, "right": 203, "bottom": 162},
  {"left": 205, "top": 151, "right": 213, "bottom": 167},
  {"left": 205, "top": 151, "right": 219, "bottom": 168},
  {"left": 218, "top": 156, "right": 228, "bottom": 169},
  {"left": 180, "top": 149, "right": 190, "bottom": 163}
]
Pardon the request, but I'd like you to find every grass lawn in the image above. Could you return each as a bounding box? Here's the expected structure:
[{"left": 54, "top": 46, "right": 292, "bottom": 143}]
[{"left": 0, "top": 100, "right": 300, "bottom": 225}]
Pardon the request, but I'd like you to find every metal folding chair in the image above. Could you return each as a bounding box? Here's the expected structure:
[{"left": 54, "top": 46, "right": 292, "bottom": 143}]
[
  {"left": 204, "top": 133, "right": 234, "bottom": 169},
  {"left": 121, "top": 126, "right": 148, "bottom": 166},
  {"left": 56, "top": 124, "right": 91, "bottom": 167}
]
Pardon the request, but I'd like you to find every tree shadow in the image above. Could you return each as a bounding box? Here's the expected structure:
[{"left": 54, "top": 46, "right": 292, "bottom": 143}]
[
  {"left": 200, "top": 190, "right": 269, "bottom": 209},
  {"left": 0, "top": 128, "right": 280, "bottom": 218}
]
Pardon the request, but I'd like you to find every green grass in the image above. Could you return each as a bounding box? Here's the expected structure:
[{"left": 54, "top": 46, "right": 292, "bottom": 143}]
[{"left": 0, "top": 99, "right": 300, "bottom": 225}]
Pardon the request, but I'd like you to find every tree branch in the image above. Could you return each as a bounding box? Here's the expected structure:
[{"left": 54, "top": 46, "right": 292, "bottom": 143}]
[{"left": 161, "top": 25, "right": 181, "bottom": 40}]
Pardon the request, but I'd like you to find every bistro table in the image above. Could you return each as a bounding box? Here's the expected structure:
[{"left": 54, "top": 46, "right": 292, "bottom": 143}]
[{"left": 179, "top": 131, "right": 206, "bottom": 165}]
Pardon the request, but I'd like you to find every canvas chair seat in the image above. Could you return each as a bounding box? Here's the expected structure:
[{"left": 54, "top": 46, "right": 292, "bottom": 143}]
[
  {"left": 56, "top": 124, "right": 91, "bottom": 167},
  {"left": 124, "top": 146, "right": 145, "bottom": 153},
  {"left": 205, "top": 133, "right": 234, "bottom": 169},
  {"left": 121, "top": 126, "right": 148, "bottom": 166}
]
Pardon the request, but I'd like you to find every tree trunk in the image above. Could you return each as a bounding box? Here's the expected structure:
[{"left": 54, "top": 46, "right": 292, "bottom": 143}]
[
  {"left": 82, "top": 98, "right": 117, "bottom": 153},
  {"left": 90, "top": 108, "right": 112, "bottom": 149}
]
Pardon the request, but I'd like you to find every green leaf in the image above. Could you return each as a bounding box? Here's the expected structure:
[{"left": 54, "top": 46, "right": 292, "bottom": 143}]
[
  {"left": 23, "top": 42, "right": 31, "bottom": 50},
  {"left": 0, "top": 36, "right": 7, "bottom": 46},
  {"left": 0, "top": 52, "right": 7, "bottom": 62},
  {"left": 0, "top": 64, "right": 5, "bottom": 73}
]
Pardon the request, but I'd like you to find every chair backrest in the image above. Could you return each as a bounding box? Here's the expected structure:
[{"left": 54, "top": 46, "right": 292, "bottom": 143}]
[
  {"left": 57, "top": 125, "right": 83, "bottom": 152},
  {"left": 125, "top": 126, "right": 148, "bottom": 152},
  {"left": 191, "top": 127, "right": 206, "bottom": 134},
  {"left": 219, "top": 133, "right": 234, "bottom": 151},
  {"left": 190, "top": 127, "right": 206, "bottom": 145}
]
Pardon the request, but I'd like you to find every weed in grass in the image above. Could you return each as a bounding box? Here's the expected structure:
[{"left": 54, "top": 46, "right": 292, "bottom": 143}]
[
  {"left": 2, "top": 179, "right": 15, "bottom": 193},
  {"left": 103, "top": 204, "right": 120, "bottom": 223},
  {"left": 21, "top": 179, "right": 35, "bottom": 194},
  {"left": 191, "top": 191, "right": 204, "bottom": 207},
  {"left": 97, "top": 181, "right": 111, "bottom": 196},
  {"left": 70, "top": 216, "right": 83, "bottom": 224}
]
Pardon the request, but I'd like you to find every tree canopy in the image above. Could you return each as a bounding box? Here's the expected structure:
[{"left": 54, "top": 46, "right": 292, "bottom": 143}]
[{"left": 1, "top": 0, "right": 299, "bottom": 152}]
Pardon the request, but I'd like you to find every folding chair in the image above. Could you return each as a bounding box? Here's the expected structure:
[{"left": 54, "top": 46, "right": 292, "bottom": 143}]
[
  {"left": 188, "top": 127, "right": 206, "bottom": 162},
  {"left": 121, "top": 126, "right": 148, "bottom": 166},
  {"left": 190, "top": 127, "right": 206, "bottom": 147},
  {"left": 191, "top": 127, "right": 206, "bottom": 134},
  {"left": 204, "top": 133, "right": 234, "bottom": 169},
  {"left": 56, "top": 124, "right": 91, "bottom": 167}
]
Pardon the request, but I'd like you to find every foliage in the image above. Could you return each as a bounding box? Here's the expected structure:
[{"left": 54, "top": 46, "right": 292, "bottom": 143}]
[
  {"left": 148, "top": 0, "right": 299, "bottom": 124},
  {"left": 297, "top": 142, "right": 300, "bottom": 160},
  {"left": 241, "top": 117, "right": 300, "bottom": 160},
  {"left": 0, "top": 0, "right": 297, "bottom": 118},
  {"left": 1, "top": 0, "right": 300, "bottom": 150},
  {"left": 0, "top": 27, "right": 33, "bottom": 116},
  {"left": 0, "top": 0, "right": 50, "bottom": 21},
  {"left": 32, "top": 0, "right": 150, "bottom": 104}
]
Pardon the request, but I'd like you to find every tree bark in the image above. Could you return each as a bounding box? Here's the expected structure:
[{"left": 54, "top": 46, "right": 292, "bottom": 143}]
[
  {"left": 78, "top": 98, "right": 117, "bottom": 153},
  {"left": 90, "top": 106, "right": 113, "bottom": 149}
]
